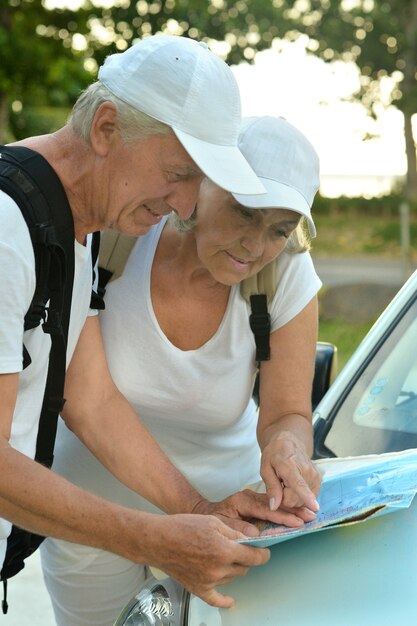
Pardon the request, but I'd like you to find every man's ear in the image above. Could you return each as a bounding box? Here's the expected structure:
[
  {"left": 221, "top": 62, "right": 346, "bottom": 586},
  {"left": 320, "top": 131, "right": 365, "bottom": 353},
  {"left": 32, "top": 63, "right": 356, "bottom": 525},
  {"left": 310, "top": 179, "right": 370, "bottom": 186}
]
[{"left": 90, "top": 102, "right": 119, "bottom": 156}]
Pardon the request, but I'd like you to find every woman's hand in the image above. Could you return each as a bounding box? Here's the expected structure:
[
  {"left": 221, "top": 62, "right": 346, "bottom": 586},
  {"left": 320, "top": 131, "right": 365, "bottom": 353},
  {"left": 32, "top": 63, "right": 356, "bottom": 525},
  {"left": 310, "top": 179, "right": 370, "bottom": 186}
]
[{"left": 260, "top": 431, "right": 322, "bottom": 513}]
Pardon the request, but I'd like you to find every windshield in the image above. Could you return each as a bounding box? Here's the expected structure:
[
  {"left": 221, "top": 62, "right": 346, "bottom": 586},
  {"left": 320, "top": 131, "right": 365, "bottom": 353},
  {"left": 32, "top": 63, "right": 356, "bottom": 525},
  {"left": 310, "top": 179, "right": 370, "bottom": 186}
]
[{"left": 318, "top": 296, "right": 417, "bottom": 458}]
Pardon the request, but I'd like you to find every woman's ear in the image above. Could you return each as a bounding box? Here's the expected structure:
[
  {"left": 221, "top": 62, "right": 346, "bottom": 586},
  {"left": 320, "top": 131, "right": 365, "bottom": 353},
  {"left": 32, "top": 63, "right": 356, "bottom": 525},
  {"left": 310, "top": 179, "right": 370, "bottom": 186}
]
[{"left": 89, "top": 102, "right": 119, "bottom": 156}]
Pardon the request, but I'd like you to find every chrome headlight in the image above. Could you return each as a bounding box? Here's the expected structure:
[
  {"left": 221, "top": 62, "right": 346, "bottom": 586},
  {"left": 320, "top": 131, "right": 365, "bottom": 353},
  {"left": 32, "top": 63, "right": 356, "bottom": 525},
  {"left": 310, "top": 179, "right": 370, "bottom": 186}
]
[{"left": 114, "top": 576, "right": 189, "bottom": 626}]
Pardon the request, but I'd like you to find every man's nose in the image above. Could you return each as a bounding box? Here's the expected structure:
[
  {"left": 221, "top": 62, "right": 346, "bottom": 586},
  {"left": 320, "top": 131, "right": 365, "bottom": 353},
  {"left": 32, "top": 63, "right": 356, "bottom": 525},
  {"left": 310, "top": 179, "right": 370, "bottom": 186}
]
[{"left": 166, "top": 178, "right": 201, "bottom": 219}]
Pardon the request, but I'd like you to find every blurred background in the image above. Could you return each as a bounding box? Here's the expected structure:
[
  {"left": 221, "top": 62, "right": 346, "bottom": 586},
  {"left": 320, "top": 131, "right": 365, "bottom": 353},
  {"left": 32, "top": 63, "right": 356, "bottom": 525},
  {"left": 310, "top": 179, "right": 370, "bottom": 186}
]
[
  {"left": 2, "top": 0, "right": 417, "bottom": 360},
  {"left": 2, "top": 0, "right": 416, "bottom": 368},
  {"left": 1, "top": 1, "right": 416, "bottom": 621}
]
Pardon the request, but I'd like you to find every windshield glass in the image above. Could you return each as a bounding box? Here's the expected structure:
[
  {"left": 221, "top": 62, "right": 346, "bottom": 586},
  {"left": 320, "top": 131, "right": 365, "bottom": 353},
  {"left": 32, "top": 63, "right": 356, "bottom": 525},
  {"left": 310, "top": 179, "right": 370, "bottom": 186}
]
[{"left": 320, "top": 296, "right": 417, "bottom": 458}]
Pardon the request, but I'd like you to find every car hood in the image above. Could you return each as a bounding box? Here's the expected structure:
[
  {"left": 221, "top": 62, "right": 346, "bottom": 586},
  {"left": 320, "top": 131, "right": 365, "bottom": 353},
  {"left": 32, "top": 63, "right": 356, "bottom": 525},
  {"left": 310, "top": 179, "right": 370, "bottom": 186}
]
[{"left": 188, "top": 495, "right": 417, "bottom": 625}]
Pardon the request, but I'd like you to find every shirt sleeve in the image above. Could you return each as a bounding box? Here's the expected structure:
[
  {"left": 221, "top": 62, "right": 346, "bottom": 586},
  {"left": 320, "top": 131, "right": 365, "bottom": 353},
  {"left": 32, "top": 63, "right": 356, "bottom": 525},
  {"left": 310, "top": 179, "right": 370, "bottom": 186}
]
[
  {"left": 269, "top": 251, "right": 322, "bottom": 332},
  {"left": 0, "top": 193, "right": 36, "bottom": 373}
]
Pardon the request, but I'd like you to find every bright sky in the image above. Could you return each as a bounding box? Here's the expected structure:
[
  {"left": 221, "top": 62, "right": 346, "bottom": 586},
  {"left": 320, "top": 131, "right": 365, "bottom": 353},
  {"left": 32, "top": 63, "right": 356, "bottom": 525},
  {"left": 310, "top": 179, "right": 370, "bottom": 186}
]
[
  {"left": 231, "top": 40, "right": 406, "bottom": 179},
  {"left": 228, "top": 39, "right": 409, "bottom": 197}
]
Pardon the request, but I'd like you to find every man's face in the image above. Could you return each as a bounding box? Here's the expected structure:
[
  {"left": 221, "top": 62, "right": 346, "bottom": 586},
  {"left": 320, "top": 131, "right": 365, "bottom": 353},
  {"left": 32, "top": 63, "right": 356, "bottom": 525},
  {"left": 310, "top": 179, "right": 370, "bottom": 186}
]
[{"left": 106, "top": 133, "right": 204, "bottom": 236}]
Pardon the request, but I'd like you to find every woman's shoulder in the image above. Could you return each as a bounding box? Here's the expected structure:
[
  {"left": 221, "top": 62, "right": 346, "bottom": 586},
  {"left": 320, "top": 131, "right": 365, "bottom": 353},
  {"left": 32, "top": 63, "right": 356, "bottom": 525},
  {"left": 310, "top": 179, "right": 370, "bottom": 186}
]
[
  {"left": 268, "top": 251, "right": 321, "bottom": 329},
  {"left": 274, "top": 249, "right": 318, "bottom": 285}
]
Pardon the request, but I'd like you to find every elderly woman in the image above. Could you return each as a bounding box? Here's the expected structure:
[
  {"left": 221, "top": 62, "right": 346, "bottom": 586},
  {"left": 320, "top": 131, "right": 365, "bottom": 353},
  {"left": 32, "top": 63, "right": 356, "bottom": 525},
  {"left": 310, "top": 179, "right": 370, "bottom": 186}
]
[{"left": 41, "top": 115, "right": 323, "bottom": 626}]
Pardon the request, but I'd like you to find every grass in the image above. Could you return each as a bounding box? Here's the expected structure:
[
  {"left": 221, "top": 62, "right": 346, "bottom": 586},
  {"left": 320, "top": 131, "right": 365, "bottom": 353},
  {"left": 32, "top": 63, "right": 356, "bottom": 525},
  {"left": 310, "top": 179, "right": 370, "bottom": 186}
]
[
  {"left": 312, "top": 213, "right": 417, "bottom": 260},
  {"left": 313, "top": 207, "right": 414, "bottom": 370},
  {"left": 318, "top": 318, "right": 375, "bottom": 372}
]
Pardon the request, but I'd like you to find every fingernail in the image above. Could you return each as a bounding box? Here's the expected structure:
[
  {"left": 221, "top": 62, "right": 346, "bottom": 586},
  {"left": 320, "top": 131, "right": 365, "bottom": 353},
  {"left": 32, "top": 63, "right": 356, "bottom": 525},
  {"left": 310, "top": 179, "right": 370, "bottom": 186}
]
[
  {"left": 269, "top": 497, "right": 276, "bottom": 511},
  {"left": 312, "top": 498, "right": 320, "bottom": 511}
]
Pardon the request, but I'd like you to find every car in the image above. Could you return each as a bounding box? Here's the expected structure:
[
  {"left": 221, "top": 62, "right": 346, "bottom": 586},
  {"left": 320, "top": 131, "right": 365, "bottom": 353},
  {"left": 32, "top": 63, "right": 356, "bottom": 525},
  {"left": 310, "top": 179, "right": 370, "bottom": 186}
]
[{"left": 114, "top": 269, "right": 417, "bottom": 626}]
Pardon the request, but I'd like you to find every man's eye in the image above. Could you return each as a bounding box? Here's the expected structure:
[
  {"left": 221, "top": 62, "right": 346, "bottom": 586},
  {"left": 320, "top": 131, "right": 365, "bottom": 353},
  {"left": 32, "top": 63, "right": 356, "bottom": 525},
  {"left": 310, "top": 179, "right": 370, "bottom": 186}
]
[
  {"left": 166, "top": 172, "right": 184, "bottom": 182},
  {"left": 238, "top": 207, "right": 254, "bottom": 220}
]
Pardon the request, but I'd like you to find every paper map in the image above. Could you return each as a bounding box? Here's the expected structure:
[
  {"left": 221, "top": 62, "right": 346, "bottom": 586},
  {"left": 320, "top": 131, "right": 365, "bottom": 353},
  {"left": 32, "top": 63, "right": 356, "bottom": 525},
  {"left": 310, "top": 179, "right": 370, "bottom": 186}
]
[{"left": 240, "top": 448, "right": 417, "bottom": 548}]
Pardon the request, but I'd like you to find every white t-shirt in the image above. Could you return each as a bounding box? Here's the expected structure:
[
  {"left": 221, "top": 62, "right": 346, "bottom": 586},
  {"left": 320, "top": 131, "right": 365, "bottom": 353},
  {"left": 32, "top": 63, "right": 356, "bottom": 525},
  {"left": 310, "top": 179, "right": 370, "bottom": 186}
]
[
  {"left": 52, "top": 217, "right": 322, "bottom": 515},
  {"left": 0, "top": 190, "right": 94, "bottom": 566}
]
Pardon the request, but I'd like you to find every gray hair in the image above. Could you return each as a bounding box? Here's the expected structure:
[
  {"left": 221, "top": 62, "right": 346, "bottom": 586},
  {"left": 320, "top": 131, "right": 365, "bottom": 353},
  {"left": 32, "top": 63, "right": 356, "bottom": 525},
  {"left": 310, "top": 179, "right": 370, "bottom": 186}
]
[
  {"left": 170, "top": 211, "right": 311, "bottom": 254},
  {"left": 69, "top": 81, "right": 172, "bottom": 143}
]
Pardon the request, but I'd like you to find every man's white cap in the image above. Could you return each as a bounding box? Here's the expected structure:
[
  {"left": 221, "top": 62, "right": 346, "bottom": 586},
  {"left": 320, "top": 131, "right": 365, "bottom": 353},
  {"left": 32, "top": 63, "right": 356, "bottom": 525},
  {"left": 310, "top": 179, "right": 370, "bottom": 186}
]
[
  {"left": 98, "top": 35, "right": 265, "bottom": 196},
  {"left": 233, "top": 116, "right": 320, "bottom": 236}
]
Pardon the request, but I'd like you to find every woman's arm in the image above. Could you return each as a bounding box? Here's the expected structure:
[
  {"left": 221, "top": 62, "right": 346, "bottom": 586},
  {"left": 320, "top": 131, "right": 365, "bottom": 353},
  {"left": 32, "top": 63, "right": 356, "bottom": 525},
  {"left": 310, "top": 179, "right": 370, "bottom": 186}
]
[{"left": 257, "top": 296, "right": 322, "bottom": 513}]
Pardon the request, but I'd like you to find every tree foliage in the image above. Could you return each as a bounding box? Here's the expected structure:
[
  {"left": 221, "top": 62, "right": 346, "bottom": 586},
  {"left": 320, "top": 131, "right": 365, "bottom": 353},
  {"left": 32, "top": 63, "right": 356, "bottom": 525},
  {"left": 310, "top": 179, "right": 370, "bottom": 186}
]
[
  {"left": 2, "top": 0, "right": 416, "bottom": 198},
  {"left": 0, "top": 0, "right": 92, "bottom": 140},
  {"left": 275, "top": 0, "right": 417, "bottom": 200}
]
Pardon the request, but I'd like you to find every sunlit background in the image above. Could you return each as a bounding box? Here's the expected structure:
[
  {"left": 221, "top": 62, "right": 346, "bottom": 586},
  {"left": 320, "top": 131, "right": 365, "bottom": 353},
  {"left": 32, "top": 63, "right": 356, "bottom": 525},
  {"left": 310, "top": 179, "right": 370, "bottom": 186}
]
[
  {"left": 232, "top": 41, "right": 406, "bottom": 197},
  {"left": 35, "top": 0, "right": 411, "bottom": 198}
]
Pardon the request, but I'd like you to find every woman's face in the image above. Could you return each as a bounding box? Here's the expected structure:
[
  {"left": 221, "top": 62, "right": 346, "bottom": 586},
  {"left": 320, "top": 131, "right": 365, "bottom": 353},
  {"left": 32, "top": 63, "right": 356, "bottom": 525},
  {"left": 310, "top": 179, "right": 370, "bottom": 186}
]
[{"left": 194, "top": 179, "right": 301, "bottom": 285}]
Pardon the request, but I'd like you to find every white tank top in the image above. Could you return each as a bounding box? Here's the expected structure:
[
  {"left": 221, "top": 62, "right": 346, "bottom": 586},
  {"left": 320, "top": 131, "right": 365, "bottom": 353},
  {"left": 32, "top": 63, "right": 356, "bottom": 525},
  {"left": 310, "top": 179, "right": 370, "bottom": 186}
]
[{"left": 52, "top": 218, "right": 322, "bottom": 512}]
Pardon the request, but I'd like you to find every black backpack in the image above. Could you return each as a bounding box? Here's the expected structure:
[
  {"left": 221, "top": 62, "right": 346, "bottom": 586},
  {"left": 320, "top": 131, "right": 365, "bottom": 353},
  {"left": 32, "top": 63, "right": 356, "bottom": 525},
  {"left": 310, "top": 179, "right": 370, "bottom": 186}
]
[{"left": 0, "top": 145, "right": 101, "bottom": 613}]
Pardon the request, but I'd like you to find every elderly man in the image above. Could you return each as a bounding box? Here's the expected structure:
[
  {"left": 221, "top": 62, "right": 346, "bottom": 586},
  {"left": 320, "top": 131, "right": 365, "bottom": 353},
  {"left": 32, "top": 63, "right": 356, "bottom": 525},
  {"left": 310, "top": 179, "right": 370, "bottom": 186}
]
[{"left": 0, "top": 34, "right": 283, "bottom": 618}]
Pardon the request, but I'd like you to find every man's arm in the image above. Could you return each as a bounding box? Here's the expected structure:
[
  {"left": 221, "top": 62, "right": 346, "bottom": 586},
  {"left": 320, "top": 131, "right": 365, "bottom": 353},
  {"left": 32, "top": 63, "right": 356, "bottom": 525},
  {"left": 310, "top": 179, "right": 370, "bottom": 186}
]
[
  {"left": 62, "top": 316, "right": 307, "bottom": 529},
  {"left": 0, "top": 415, "right": 270, "bottom": 607}
]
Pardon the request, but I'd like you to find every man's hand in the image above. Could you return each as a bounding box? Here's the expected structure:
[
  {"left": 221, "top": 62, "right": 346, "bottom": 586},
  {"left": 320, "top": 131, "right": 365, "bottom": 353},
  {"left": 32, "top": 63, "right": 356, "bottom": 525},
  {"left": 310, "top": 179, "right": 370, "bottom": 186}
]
[
  {"left": 260, "top": 432, "right": 322, "bottom": 513},
  {"left": 191, "top": 489, "right": 316, "bottom": 536},
  {"left": 148, "top": 514, "right": 270, "bottom": 608}
]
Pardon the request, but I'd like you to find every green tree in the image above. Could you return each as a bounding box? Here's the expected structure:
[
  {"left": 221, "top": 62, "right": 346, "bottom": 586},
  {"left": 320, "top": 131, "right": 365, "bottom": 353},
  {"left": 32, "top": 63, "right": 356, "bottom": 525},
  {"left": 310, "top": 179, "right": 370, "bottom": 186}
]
[
  {"left": 0, "top": 0, "right": 92, "bottom": 142},
  {"left": 4, "top": 0, "right": 414, "bottom": 203},
  {"left": 0, "top": 0, "right": 283, "bottom": 140},
  {"left": 82, "top": 0, "right": 415, "bottom": 200},
  {"left": 276, "top": 0, "right": 417, "bottom": 201}
]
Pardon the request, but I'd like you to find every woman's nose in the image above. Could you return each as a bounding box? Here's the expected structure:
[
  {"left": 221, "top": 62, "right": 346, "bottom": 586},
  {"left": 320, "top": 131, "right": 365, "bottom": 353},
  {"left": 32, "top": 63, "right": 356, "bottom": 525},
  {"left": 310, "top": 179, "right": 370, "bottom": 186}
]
[{"left": 241, "top": 230, "right": 265, "bottom": 257}]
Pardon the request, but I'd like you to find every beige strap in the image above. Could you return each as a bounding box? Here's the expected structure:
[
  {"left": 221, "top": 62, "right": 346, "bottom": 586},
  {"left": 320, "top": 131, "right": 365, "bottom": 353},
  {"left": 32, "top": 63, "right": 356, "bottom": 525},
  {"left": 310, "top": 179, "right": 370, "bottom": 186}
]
[
  {"left": 99, "top": 230, "right": 137, "bottom": 282},
  {"left": 240, "top": 261, "right": 277, "bottom": 303}
]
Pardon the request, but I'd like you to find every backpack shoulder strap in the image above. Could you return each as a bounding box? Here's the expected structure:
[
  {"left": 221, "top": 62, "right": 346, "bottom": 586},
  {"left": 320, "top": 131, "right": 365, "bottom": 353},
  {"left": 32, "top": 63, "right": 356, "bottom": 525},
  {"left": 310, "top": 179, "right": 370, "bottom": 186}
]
[
  {"left": 240, "top": 262, "right": 277, "bottom": 363},
  {"left": 97, "top": 230, "right": 137, "bottom": 292},
  {"left": 240, "top": 261, "right": 277, "bottom": 304},
  {"left": 0, "top": 145, "right": 75, "bottom": 592},
  {"left": 0, "top": 144, "right": 75, "bottom": 464}
]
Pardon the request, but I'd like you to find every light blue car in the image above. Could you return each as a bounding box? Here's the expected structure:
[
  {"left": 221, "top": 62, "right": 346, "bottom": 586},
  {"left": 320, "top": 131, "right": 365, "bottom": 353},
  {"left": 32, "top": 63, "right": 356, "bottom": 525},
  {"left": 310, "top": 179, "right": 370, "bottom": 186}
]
[{"left": 114, "top": 269, "right": 417, "bottom": 626}]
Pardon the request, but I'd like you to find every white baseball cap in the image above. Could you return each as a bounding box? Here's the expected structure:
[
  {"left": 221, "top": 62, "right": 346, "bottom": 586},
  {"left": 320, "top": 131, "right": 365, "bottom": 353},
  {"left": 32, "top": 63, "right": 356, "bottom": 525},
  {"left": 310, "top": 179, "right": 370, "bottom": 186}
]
[
  {"left": 98, "top": 35, "right": 265, "bottom": 196},
  {"left": 233, "top": 116, "right": 320, "bottom": 236}
]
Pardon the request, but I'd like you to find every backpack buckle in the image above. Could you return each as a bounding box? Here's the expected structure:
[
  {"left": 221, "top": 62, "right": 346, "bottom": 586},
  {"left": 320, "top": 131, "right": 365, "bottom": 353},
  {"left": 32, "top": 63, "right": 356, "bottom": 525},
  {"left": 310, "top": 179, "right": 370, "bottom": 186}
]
[
  {"left": 249, "top": 311, "right": 271, "bottom": 336},
  {"left": 249, "top": 295, "right": 271, "bottom": 362},
  {"left": 42, "top": 308, "right": 62, "bottom": 336},
  {"left": 24, "top": 302, "right": 47, "bottom": 331}
]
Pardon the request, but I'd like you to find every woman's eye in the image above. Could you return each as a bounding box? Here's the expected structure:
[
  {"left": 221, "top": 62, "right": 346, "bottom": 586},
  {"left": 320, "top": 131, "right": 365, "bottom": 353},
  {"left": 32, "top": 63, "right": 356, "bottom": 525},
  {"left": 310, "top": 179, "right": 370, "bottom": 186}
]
[{"left": 272, "top": 228, "right": 289, "bottom": 239}]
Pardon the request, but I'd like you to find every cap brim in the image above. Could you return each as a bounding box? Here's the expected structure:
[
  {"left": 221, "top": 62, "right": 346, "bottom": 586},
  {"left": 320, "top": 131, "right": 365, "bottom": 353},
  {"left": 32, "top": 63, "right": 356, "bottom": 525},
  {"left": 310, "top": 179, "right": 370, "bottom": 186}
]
[
  {"left": 233, "top": 177, "right": 316, "bottom": 237},
  {"left": 173, "top": 128, "right": 266, "bottom": 195}
]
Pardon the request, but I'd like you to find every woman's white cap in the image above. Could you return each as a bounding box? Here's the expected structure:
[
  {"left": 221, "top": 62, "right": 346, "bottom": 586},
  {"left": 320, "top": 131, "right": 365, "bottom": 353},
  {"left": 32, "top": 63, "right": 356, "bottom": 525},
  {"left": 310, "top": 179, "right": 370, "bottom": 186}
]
[
  {"left": 98, "top": 35, "right": 265, "bottom": 196},
  {"left": 233, "top": 116, "right": 320, "bottom": 236}
]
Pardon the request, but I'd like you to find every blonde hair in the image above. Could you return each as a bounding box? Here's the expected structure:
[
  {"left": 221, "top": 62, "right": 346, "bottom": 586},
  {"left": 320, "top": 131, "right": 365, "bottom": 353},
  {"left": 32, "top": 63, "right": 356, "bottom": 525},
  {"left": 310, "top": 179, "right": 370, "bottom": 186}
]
[
  {"left": 69, "top": 81, "right": 172, "bottom": 143},
  {"left": 286, "top": 219, "right": 311, "bottom": 254}
]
